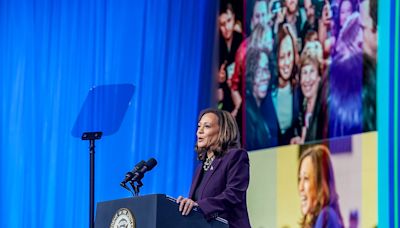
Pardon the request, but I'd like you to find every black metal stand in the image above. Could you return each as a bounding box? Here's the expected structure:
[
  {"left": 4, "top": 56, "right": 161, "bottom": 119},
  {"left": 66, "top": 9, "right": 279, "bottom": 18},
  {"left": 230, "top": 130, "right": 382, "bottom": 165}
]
[
  {"left": 82, "top": 132, "right": 102, "bottom": 228},
  {"left": 129, "top": 179, "right": 144, "bottom": 196}
]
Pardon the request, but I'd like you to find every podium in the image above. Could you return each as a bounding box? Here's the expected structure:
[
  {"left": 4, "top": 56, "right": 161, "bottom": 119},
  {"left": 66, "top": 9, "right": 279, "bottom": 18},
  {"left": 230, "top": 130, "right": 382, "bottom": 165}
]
[{"left": 95, "top": 194, "right": 228, "bottom": 228}]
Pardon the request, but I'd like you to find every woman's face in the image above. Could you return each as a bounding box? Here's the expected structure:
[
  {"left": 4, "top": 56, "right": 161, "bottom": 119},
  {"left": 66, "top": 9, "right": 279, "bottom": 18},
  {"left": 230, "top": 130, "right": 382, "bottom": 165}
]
[
  {"left": 278, "top": 35, "right": 294, "bottom": 81},
  {"left": 253, "top": 52, "right": 271, "bottom": 100},
  {"left": 340, "top": 0, "right": 353, "bottom": 26},
  {"left": 300, "top": 63, "right": 320, "bottom": 99},
  {"left": 196, "top": 113, "right": 220, "bottom": 149},
  {"left": 298, "top": 156, "right": 317, "bottom": 216}
]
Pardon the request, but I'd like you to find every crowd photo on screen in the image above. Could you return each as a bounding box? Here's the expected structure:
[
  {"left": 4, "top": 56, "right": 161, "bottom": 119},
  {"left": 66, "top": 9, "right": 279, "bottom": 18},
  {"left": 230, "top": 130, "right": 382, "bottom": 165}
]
[{"left": 216, "top": 0, "right": 377, "bottom": 151}]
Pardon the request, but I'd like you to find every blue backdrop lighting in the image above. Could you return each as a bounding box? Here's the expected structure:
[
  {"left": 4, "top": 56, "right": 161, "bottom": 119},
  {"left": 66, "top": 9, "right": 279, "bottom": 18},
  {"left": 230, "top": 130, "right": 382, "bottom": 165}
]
[{"left": 0, "top": 0, "right": 217, "bottom": 227}]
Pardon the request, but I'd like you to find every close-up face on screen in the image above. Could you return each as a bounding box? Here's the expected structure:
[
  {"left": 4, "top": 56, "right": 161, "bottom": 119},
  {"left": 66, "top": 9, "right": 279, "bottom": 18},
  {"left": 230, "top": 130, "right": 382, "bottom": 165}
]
[{"left": 216, "top": 0, "right": 378, "bottom": 226}]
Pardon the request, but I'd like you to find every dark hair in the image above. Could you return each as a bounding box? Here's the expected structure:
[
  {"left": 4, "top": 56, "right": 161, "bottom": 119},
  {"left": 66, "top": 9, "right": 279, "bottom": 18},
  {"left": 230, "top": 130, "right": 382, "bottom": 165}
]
[
  {"left": 362, "top": 53, "right": 376, "bottom": 131},
  {"left": 334, "top": 0, "right": 357, "bottom": 38},
  {"left": 245, "top": 0, "right": 268, "bottom": 36},
  {"left": 273, "top": 24, "right": 299, "bottom": 91},
  {"left": 369, "top": 0, "right": 377, "bottom": 30},
  {"left": 245, "top": 48, "right": 273, "bottom": 93},
  {"left": 195, "top": 108, "right": 241, "bottom": 160},
  {"left": 298, "top": 145, "right": 343, "bottom": 227},
  {"left": 304, "top": 30, "right": 318, "bottom": 43},
  {"left": 338, "top": 0, "right": 356, "bottom": 16},
  {"left": 328, "top": 54, "right": 363, "bottom": 137},
  {"left": 219, "top": 2, "right": 235, "bottom": 15},
  {"left": 246, "top": 48, "right": 263, "bottom": 91},
  {"left": 360, "top": 0, "right": 377, "bottom": 30}
]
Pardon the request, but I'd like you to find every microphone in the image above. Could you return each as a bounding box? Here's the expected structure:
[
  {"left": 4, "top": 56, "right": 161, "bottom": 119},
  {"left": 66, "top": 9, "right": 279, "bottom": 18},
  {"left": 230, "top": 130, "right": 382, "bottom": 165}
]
[
  {"left": 120, "top": 160, "right": 146, "bottom": 187},
  {"left": 130, "top": 158, "right": 157, "bottom": 182}
]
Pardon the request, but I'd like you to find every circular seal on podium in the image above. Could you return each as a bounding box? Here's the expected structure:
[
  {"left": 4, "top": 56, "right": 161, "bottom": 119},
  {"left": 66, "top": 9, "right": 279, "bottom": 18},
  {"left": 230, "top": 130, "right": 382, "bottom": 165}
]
[{"left": 110, "top": 208, "right": 136, "bottom": 228}]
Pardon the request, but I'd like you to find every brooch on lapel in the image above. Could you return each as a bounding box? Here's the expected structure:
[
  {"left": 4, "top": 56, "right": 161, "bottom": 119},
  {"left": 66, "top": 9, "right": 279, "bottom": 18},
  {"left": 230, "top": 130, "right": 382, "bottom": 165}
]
[{"left": 203, "top": 155, "right": 215, "bottom": 171}]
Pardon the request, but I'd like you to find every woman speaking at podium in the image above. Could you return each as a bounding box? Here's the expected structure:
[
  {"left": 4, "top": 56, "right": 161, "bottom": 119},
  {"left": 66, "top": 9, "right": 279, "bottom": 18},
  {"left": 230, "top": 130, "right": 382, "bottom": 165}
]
[{"left": 177, "top": 108, "right": 251, "bottom": 228}]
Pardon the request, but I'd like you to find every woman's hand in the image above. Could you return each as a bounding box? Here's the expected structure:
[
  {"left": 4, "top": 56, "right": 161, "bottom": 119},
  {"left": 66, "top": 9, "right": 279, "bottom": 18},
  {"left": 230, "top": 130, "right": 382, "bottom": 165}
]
[
  {"left": 290, "top": 136, "right": 302, "bottom": 144},
  {"left": 176, "top": 196, "right": 199, "bottom": 216}
]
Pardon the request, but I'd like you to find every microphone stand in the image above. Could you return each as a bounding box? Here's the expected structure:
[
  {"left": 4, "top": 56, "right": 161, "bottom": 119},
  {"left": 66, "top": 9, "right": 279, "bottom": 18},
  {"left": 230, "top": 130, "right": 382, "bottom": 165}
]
[
  {"left": 82, "top": 132, "right": 102, "bottom": 228},
  {"left": 129, "top": 179, "right": 144, "bottom": 196}
]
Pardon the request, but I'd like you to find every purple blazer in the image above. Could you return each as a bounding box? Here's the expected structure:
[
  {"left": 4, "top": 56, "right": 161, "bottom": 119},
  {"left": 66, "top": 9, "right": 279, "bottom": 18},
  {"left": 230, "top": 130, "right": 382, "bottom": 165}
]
[{"left": 189, "top": 148, "right": 251, "bottom": 228}]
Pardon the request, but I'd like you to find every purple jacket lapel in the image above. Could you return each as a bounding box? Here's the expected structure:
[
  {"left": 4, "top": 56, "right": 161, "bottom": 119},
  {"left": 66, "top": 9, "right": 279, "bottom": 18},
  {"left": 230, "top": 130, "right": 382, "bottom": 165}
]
[
  {"left": 197, "top": 157, "right": 223, "bottom": 199},
  {"left": 188, "top": 157, "right": 223, "bottom": 199}
]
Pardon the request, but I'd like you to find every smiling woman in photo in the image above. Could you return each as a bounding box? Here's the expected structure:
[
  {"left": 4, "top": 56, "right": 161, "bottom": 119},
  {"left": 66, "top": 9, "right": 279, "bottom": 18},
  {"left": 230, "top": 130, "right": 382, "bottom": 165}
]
[
  {"left": 265, "top": 23, "right": 301, "bottom": 145},
  {"left": 298, "top": 145, "right": 344, "bottom": 228},
  {"left": 245, "top": 48, "right": 276, "bottom": 150},
  {"left": 291, "top": 50, "right": 327, "bottom": 144}
]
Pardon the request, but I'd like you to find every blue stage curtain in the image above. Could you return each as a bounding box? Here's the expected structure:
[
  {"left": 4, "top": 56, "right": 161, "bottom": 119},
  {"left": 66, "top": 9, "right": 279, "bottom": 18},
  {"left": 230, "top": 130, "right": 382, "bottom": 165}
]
[{"left": 0, "top": 0, "right": 217, "bottom": 226}]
